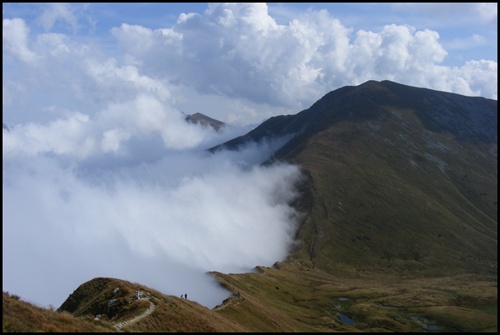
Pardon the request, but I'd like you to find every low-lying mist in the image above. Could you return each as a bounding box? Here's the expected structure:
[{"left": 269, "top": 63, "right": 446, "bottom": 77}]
[{"left": 2, "top": 101, "right": 303, "bottom": 309}]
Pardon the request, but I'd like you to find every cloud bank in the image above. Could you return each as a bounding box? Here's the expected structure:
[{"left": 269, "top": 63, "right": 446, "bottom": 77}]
[{"left": 3, "top": 106, "right": 303, "bottom": 308}]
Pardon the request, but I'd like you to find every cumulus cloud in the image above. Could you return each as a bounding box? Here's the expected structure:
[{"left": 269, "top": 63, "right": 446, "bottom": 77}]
[
  {"left": 4, "top": 4, "right": 497, "bottom": 127},
  {"left": 109, "top": 3, "right": 496, "bottom": 114}
]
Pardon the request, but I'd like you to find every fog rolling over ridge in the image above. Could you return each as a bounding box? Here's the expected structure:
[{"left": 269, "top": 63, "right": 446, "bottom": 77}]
[
  {"left": 3, "top": 106, "right": 304, "bottom": 309},
  {"left": 2, "top": 5, "right": 497, "bottom": 331}
]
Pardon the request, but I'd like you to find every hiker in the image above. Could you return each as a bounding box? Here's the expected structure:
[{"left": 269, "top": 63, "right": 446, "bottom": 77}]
[{"left": 185, "top": 293, "right": 188, "bottom": 300}]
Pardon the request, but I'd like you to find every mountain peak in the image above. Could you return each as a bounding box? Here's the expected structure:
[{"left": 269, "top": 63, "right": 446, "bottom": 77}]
[
  {"left": 185, "top": 112, "right": 225, "bottom": 132},
  {"left": 209, "top": 80, "right": 497, "bottom": 277},
  {"left": 212, "top": 80, "right": 497, "bottom": 156}
]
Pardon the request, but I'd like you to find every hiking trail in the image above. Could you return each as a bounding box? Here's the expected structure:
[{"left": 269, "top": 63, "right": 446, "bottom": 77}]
[{"left": 114, "top": 298, "right": 156, "bottom": 330}]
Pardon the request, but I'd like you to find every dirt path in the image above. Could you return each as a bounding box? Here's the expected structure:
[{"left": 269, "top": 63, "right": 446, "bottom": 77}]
[{"left": 114, "top": 299, "right": 156, "bottom": 330}]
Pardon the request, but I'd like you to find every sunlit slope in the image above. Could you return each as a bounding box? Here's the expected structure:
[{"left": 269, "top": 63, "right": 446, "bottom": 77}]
[
  {"left": 56, "top": 277, "right": 248, "bottom": 332},
  {"left": 5, "top": 267, "right": 496, "bottom": 332}
]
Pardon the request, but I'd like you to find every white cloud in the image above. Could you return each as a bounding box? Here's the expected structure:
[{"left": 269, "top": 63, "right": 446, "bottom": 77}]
[
  {"left": 2, "top": 93, "right": 220, "bottom": 159},
  {"left": 459, "top": 59, "right": 498, "bottom": 99},
  {"left": 110, "top": 3, "right": 495, "bottom": 113},
  {"left": 101, "top": 128, "right": 131, "bottom": 153},
  {"left": 84, "top": 58, "right": 173, "bottom": 103},
  {"left": 207, "top": 3, "right": 279, "bottom": 33},
  {"left": 35, "top": 33, "right": 71, "bottom": 57},
  {"left": 3, "top": 111, "right": 95, "bottom": 158},
  {"left": 3, "top": 18, "right": 38, "bottom": 64},
  {"left": 37, "top": 3, "right": 78, "bottom": 32},
  {"left": 3, "top": 128, "right": 303, "bottom": 308}
]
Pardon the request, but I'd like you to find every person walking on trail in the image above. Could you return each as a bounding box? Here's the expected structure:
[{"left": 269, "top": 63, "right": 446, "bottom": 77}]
[{"left": 185, "top": 293, "right": 188, "bottom": 300}]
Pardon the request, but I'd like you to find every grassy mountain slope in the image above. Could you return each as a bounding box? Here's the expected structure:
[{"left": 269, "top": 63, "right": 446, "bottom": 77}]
[
  {"left": 291, "top": 81, "right": 496, "bottom": 278},
  {"left": 3, "top": 292, "right": 113, "bottom": 332},
  {"left": 3, "top": 80, "right": 497, "bottom": 332},
  {"left": 214, "top": 80, "right": 497, "bottom": 278},
  {"left": 4, "top": 268, "right": 496, "bottom": 332}
]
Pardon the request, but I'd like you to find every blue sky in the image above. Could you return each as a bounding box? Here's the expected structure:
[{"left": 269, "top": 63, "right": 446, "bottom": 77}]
[{"left": 2, "top": 2, "right": 498, "bottom": 310}]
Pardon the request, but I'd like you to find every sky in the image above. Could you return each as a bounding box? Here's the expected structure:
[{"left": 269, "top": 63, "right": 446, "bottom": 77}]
[{"left": 2, "top": 3, "right": 498, "bottom": 310}]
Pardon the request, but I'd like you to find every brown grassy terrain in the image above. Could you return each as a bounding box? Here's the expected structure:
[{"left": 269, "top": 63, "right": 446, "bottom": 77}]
[
  {"left": 4, "top": 263, "right": 496, "bottom": 332},
  {"left": 3, "top": 292, "right": 114, "bottom": 332},
  {"left": 213, "top": 261, "right": 497, "bottom": 332}
]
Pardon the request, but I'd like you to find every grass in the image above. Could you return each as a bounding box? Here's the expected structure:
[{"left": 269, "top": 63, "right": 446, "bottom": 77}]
[
  {"left": 2, "top": 292, "right": 114, "bottom": 332},
  {"left": 213, "top": 261, "right": 497, "bottom": 332},
  {"left": 289, "top": 111, "right": 497, "bottom": 278}
]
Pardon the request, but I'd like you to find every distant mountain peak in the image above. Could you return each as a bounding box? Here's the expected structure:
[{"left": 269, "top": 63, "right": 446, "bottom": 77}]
[{"left": 185, "top": 112, "right": 225, "bottom": 132}]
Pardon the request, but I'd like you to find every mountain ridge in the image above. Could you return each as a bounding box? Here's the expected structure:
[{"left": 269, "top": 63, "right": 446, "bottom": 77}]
[
  {"left": 210, "top": 80, "right": 496, "bottom": 278},
  {"left": 211, "top": 80, "right": 496, "bottom": 156},
  {"left": 3, "top": 80, "right": 497, "bottom": 332}
]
